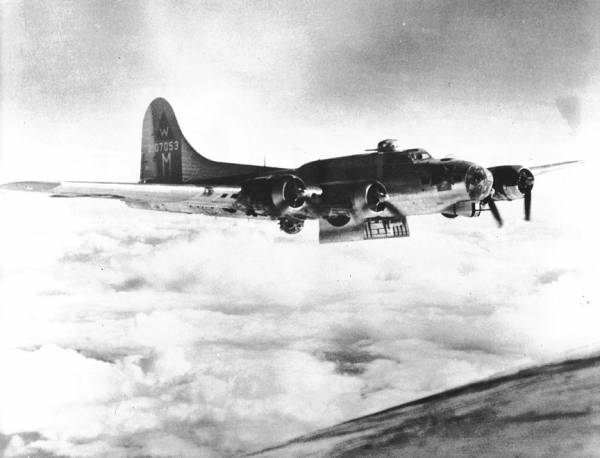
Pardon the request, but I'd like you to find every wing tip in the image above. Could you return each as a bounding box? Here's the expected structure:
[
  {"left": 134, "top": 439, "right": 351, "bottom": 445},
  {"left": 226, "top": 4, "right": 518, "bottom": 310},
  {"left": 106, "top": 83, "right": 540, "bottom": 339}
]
[
  {"left": 529, "top": 160, "right": 584, "bottom": 175},
  {"left": 0, "top": 181, "right": 61, "bottom": 192}
]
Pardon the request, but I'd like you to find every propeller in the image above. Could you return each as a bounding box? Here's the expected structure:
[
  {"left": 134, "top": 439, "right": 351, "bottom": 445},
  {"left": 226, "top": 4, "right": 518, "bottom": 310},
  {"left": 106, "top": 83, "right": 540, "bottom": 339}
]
[
  {"left": 259, "top": 174, "right": 323, "bottom": 215},
  {"left": 485, "top": 166, "right": 535, "bottom": 226},
  {"left": 282, "top": 177, "right": 306, "bottom": 208},
  {"left": 365, "top": 183, "right": 406, "bottom": 220},
  {"left": 382, "top": 200, "right": 404, "bottom": 218},
  {"left": 518, "top": 168, "right": 535, "bottom": 221},
  {"left": 524, "top": 191, "right": 532, "bottom": 221},
  {"left": 485, "top": 197, "right": 503, "bottom": 227}
]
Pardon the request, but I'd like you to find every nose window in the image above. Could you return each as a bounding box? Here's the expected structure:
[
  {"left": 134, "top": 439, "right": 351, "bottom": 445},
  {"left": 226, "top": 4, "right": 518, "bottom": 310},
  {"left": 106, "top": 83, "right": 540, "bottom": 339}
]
[
  {"left": 467, "top": 166, "right": 486, "bottom": 183},
  {"left": 466, "top": 166, "right": 492, "bottom": 200}
]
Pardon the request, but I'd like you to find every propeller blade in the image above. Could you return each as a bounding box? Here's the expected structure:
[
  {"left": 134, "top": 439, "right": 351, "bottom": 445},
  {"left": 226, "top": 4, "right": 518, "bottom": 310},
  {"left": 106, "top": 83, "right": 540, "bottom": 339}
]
[
  {"left": 382, "top": 200, "right": 402, "bottom": 217},
  {"left": 363, "top": 185, "right": 406, "bottom": 221},
  {"left": 487, "top": 199, "right": 503, "bottom": 227},
  {"left": 524, "top": 191, "right": 532, "bottom": 221}
]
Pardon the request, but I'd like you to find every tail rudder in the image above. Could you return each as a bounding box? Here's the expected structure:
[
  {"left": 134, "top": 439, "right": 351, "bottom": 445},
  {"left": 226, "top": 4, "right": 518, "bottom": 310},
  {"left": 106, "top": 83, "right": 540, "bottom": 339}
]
[
  {"left": 140, "top": 98, "right": 285, "bottom": 184},
  {"left": 140, "top": 97, "right": 200, "bottom": 183}
]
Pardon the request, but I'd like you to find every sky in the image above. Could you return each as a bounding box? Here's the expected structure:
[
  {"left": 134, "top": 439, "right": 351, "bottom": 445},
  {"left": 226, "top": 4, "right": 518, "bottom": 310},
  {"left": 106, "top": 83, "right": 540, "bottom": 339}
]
[{"left": 1, "top": 0, "right": 600, "bottom": 457}]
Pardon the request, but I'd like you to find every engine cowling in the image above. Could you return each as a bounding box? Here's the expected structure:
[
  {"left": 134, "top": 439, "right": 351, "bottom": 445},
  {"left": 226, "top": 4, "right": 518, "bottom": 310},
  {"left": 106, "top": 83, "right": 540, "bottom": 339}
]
[
  {"left": 488, "top": 165, "right": 534, "bottom": 201},
  {"left": 352, "top": 181, "right": 388, "bottom": 214},
  {"left": 316, "top": 181, "right": 390, "bottom": 227},
  {"left": 239, "top": 174, "right": 307, "bottom": 216}
]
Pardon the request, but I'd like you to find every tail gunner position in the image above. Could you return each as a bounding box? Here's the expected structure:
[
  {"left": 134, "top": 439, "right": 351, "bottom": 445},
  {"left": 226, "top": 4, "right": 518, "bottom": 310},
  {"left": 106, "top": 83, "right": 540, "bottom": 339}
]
[{"left": 1, "top": 98, "right": 580, "bottom": 243}]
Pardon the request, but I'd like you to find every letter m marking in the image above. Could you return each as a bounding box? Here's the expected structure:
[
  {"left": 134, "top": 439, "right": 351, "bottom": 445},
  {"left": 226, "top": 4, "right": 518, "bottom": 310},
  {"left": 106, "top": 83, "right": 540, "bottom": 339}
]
[{"left": 161, "top": 152, "right": 172, "bottom": 177}]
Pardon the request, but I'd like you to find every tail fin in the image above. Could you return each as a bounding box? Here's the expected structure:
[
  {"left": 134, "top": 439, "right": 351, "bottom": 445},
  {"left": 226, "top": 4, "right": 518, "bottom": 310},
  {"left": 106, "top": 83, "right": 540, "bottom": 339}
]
[
  {"left": 140, "top": 98, "right": 279, "bottom": 184},
  {"left": 140, "top": 98, "right": 183, "bottom": 183}
]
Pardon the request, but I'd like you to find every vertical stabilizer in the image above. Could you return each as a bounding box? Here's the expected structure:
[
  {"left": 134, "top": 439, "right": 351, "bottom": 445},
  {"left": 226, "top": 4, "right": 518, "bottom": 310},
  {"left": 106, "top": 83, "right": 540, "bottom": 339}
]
[
  {"left": 140, "top": 98, "right": 283, "bottom": 184},
  {"left": 140, "top": 98, "right": 192, "bottom": 183}
]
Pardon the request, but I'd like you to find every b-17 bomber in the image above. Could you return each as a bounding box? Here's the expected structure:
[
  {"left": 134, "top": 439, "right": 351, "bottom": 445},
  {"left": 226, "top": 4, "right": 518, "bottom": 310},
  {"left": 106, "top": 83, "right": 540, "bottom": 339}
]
[{"left": 1, "top": 98, "right": 581, "bottom": 243}]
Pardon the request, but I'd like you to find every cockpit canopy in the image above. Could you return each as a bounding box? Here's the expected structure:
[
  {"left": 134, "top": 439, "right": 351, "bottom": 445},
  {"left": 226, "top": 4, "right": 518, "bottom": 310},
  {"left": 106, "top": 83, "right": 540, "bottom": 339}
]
[
  {"left": 402, "top": 148, "right": 432, "bottom": 161},
  {"left": 366, "top": 139, "right": 432, "bottom": 161}
]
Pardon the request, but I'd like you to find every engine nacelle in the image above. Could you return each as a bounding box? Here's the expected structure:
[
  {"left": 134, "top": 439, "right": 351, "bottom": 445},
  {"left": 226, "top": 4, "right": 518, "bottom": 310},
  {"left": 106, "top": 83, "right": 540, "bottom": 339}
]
[
  {"left": 352, "top": 181, "right": 388, "bottom": 214},
  {"left": 442, "top": 201, "right": 482, "bottom": 218},
  {"left": 239, "top": 174, "right": 307, "bottom": 216},
  {"left": 488, "top": 165, "right": 534, "bottom": 201},
  {"left": 316, "top": 181, "right": 388, "bottom": 227}
]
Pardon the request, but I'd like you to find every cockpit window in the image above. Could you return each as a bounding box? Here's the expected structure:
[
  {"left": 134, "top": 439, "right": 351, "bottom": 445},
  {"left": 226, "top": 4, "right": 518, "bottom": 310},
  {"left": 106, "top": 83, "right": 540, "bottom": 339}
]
[
  {"left": 408, "top": 150, "right": 431, "bottom": 161},
  {"left": 393, "top": 148, "right": 432, "bottom": 163}
]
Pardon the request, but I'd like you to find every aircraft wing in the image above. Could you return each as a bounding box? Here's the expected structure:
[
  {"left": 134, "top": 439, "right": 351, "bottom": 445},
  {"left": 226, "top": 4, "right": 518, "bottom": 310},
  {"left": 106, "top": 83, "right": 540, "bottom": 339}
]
[
  {"left": 0, "top": 181, "right": 242, "bottom": 212},
  {"left": 527, "top": 160, "right": 582, "bottom": 175}
]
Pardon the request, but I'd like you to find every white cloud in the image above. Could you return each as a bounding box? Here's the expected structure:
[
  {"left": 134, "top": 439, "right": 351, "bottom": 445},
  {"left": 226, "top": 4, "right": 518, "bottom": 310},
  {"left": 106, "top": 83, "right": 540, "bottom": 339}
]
[
  {"left": 1, "top": 161, "right": 597, "bottom": 457},
  {"left": 1, "top": 1, "right": 598, "bottom": 455}
]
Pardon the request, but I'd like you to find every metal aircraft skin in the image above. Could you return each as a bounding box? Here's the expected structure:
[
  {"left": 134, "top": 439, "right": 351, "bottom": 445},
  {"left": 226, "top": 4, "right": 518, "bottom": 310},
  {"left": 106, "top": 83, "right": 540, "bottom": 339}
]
[{"left": 1, "top": 98, "right": 581, "bottom": 243}]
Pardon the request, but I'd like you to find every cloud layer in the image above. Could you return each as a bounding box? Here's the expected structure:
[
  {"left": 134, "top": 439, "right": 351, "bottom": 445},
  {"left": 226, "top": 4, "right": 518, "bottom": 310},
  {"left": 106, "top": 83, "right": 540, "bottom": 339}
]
[
  {"left": 1, "top": 168, "right": 597, "bottom": 457},
  {"left": 1, "top": 1, "right": 599, "bottom": 456}
]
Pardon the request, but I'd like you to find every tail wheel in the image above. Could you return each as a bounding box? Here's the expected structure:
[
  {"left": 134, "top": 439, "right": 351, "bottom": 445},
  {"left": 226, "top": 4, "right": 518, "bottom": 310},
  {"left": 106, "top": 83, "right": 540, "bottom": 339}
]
[{"left": 279, "top": 217, "right": 304, "bottom": 235}]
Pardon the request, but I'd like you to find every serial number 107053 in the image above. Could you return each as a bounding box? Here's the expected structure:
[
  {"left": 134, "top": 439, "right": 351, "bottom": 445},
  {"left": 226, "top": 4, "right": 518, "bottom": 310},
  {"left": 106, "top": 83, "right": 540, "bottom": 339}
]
[{"left": 153, "top": 140, "right": 179, "bottom": 153}]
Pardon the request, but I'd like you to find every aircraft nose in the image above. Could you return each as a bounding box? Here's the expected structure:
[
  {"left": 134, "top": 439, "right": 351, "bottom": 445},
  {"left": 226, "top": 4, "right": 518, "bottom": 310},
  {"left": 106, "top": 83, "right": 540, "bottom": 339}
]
[{"left": 466, "top": 165, "right": 493, "bottom": 200}]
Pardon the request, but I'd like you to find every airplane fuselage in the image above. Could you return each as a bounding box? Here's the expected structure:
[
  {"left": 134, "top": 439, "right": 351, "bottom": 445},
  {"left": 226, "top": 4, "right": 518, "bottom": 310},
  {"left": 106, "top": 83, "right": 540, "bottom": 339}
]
[
  {"left": 294, "top": 151, "right": 488, "bottom": 217},
  {"left": 117, "top": 150, "right": 492, "bottom": 222}
]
